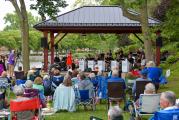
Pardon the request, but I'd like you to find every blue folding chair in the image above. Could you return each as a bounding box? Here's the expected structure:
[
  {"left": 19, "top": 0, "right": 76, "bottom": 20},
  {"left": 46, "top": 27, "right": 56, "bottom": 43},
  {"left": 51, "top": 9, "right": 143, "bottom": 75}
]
[
  {"left": 51, "top": 76, "right": 64, "bottom": 92},
  {"left": 76, "top": 89, "right": 95, "bottom": 111},
  {"left": 97, "top": 76, "right": 107, "bottom": 99},
  {"left": 150, "top": 109, "right": 179, "bottom": 120}
]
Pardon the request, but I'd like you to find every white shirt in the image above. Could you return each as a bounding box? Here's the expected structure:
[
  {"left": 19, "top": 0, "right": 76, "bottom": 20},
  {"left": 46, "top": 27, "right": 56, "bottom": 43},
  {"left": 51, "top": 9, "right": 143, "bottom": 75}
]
[{"left": 164, "top": 106, "right": 178, "bottom": 110}]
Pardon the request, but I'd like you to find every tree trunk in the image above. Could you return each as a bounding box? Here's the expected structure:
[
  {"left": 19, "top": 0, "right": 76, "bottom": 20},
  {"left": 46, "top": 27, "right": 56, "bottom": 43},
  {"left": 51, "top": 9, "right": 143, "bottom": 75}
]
[
  {"left": 140, "top": 0, "right": 154, "bottom": 62},
  {"left": 20, "top": 19, "right": 30, "bottom": 72},
  {"left": 20, "top": 0, "right": 30, "bottom": 72},
  {"left": 10, "top": 0, "right": 30, "bottom": 72}
]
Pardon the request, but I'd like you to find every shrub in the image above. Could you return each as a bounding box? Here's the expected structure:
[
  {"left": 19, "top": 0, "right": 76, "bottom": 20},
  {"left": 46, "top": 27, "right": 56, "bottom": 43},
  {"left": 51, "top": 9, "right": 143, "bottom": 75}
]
[{"left": 166, "top": 55, "right": 177, "bottom": 64}]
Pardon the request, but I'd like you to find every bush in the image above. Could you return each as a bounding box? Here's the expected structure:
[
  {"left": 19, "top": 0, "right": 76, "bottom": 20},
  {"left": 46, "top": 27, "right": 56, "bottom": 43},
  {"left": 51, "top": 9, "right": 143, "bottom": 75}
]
[{"left": 166, "top": 55, "right": 177, "bottom": 64}]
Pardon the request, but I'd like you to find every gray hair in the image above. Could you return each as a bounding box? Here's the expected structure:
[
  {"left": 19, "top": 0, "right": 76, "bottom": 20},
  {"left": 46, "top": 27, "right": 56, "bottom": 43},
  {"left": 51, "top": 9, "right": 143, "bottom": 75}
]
[
  {"left": 108, "top": 106, "right": 123, "bottom": 120},
  {"left": 162, "top": 91, "right": 176, "bottom": 106},
  {"left": 112, "top": 70, "right": 119, "bottom": 77},
  {"left": 144, "top": 83, "right": 156, "bottom": 94},
  {"left": 25, "top": 80, "right": 33, "bottom": 88},
  {"left": 13, "top": 85, "right": 24, "bottom": 96}
]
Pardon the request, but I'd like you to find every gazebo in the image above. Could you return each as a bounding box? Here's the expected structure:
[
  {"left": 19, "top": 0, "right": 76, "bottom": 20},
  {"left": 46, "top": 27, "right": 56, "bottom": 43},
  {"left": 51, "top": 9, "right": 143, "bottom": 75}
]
[{"left": 34, "top": 6, "right": 160, "bottom": 71}]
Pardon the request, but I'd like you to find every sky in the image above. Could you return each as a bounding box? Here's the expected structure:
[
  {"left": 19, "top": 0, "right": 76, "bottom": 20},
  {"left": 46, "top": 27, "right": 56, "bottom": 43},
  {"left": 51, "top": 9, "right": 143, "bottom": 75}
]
[{"left": 0, "top": 0, "right": 75, "bottom": 31}]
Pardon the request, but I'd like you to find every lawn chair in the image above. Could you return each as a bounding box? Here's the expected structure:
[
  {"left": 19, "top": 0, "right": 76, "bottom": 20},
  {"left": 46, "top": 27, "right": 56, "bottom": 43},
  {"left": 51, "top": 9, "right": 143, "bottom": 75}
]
[
  {"left": 10, "top": 98, "right": 42, "bottom": 120},
  {"left": 135, "top": 81, "right": 151, "bottom": 100},
  {"left": 132, "top": 94, "right": 160, "bottom": 120},
  {"left": 150, "top": 109, "right": 179, "bottom": 120},
  {"left": 51, "top": 76, "right": 64, "bottom": 93},
  {"left": 107, "top": 82, "right": 126, "bottom": 109},
  {"left": 76, "top": 89, "right": 95, "bottom": 111}
]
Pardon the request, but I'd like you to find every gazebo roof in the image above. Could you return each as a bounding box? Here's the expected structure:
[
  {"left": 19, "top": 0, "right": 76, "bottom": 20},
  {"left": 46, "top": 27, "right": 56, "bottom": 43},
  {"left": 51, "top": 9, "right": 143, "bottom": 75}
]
[{"left": 34, "top": 6, "right": 160, "bottom": 33}]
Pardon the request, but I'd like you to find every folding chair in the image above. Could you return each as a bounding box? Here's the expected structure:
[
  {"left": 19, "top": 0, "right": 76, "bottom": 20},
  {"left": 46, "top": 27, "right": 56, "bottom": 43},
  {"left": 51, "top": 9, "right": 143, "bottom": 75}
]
[
  {"left": 51, "top": 76, "right": 64, "bottom": 92},
  {"left": 132, "top": 94, "right": 160, "bottom": 120},
  {"left": 10, "top": 98, "right": 42, "bottom": 120},
  {"left": 150, "top": 109, "right": 179, "bottom": 120},
  {"left": 107, "top": 82, "right": 126, "bottom": 109},
  {"left": 76, "top": 89, "right": 95, "bottom": 111},
  {"left": 135, "top": 81, "right": 151, "bottom": 100}
]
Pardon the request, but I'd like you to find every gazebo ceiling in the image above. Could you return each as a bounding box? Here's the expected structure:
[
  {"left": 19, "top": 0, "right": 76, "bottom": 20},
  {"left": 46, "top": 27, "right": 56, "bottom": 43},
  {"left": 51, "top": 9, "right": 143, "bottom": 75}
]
[{"left": 34, "top": 6, "right": 160, "bottom": 33}]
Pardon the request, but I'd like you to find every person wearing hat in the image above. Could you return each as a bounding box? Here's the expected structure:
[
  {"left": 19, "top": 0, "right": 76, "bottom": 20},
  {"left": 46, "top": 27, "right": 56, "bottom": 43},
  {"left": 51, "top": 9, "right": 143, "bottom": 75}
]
[{"left": 132, "top": 69, "right": 150, "bottom": 97}]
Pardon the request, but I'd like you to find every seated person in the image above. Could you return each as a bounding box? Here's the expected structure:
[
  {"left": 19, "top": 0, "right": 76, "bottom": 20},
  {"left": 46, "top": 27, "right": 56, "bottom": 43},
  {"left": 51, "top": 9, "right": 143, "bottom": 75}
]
[
  {"left": 108, "top": 70, "right": 126, "bottom": 89},
  {"left": 146, "top": 61, "right": 162, "bottom": 90},
  {"left": 14, "top": 66, "right": 24, "bottom": 80},
  {"left": 33, "top": 77, "right": 46, "bottom": 107},
  {"left": 135, "top": 83, "right": 156, "bottom": 107},
  {"left": 23, "top": 80, "right": 39, "bottom": 98},
  {"left": 12, "top": 85, "right": 34, "bottom": 120},
  {"left": 160, "top": 91, "right": 177, "bottom": 110},
  {"left": 53, "top": 74, "right": 75, "bottom": 112},
  {"left": 149, "top": 91, "right": 178, "bottom": 120},
  {"left": 108, "top": 106, "right": 123, "bottom": 120},
  {"left": 0, "top": 71, "right": 10, "bottom": 84},
  {"left": 51, "top": 68, "right": 64, "bottom": 92},
  {"left": 89, "top": 73, "right": 98, "bottom": 89},
  {"left": 77, "top": 72, "right": 94, "bottom": 98},
  {"left": 132, "top": 69, "right": 150, "bottom": 97},
  {"left": 108, "top": 70, "right": 126, "bottom": 107}
]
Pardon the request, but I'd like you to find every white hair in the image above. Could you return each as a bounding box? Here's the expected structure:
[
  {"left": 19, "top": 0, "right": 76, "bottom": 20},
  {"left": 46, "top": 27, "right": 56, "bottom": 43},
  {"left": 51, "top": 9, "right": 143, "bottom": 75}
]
[
  {"left": 89, "top": 73, "right": 95, "bottom": 78},
  {"left": 146, "top": 61, "right": 155, "bottom": 67},
  {"left": 162, "top": 91, "right": 176, "bottom": 106},
  {"left": 144, "top": 83, "right": 156, "bottom": 94},
  {"left": 108, "top": 106, "right": 123, "bottom": 120},
  {"left": 25, "top": 80, "right": 33, "bottom": 88},
  {"left": 13, "top": 85, "right": 24, "bottom": 96},
  {"left": 112, "top": 70, "right": 119, "bottom": 77}
]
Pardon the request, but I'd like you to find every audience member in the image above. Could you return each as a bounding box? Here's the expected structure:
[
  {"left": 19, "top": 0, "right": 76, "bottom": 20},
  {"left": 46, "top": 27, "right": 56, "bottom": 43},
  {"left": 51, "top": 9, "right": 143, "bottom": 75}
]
[
  {"left": 53, "top": 74, "right": 75, "bottom": 112},
  {"left": 160, "top": 91, "right": 177, "bottom": 110},
  {"left": 77, "top": 72, "right": 94, "bottom": 98},
  {"left": 146, "top": 61, "right": 162, "bottom": 90},
  {"left": 108, "top": 106, "right": 123, "bottom": 120},
  {"left": 12, "top": 85, "right": 34, "bottom": 120},
  {"left": 132, "top": 69, "right": 150, "bottom": 96}
]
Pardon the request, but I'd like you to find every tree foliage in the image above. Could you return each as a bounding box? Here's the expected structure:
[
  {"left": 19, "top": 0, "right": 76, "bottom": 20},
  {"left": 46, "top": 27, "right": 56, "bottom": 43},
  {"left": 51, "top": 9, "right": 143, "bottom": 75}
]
[
  {"left": 30, "top": 0, "right": 68, "bottom": 20},
  {"left": 3, "top": 12, "right": 40, "bottom": 31}
]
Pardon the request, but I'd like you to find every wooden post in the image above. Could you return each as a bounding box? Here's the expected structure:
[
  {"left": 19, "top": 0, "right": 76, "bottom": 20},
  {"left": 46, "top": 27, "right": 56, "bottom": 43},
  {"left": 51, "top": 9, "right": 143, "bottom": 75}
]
[
  {"left": 156, "top": 47, "right": 160, "bottom": 66},
  {"left": 43, "top": 31, "right": 48, "bottom": 72},
  {"left": 50, "top": 32, "right": 54, "bottom": 64}
]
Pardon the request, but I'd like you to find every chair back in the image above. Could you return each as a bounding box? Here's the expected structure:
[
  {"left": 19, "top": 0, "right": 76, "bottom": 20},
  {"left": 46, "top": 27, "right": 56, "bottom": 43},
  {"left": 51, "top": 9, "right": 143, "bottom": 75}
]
[
  {"left": 108, "top": 82, "right": 125, "bottom": 99},
  {"left": 14, "top": 71, "right": 24, "bottom": 80},
  {"left": 79, "top": 90, "right": 90, "bottom": 101},
  {"left": 152, "top": 109, "right": 179, "bottom": 120},
  {"left": 10, "top": 98, "right": 40, "bottom": 112},
  {"left": 51, "top": 76, "right": 64, "bottom": 91},
  {"left": 136, "top": 81, "right": 151, "bottom": 100},
  {"left": 15, "top": 79, "right": 26, "bottom": 85},
  {"left": 139, "top": 94, "right": 160, "bottom": 113}
]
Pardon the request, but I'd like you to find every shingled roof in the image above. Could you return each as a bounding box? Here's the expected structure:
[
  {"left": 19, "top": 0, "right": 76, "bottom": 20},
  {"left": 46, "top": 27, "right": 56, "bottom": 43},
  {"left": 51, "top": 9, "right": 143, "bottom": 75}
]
[{"left": 34, "top": 6, "right": 160, "bottom": 33}]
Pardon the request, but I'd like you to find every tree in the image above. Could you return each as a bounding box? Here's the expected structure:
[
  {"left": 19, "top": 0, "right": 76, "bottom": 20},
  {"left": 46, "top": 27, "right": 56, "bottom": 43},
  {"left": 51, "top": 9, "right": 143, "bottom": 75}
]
[
  {"left": 6, "top": 0, "right": 68, "bottom": 72},
  {"left": 104, "top": 0, "right": 155, "bottom": 61},
  {"left": 3, "top": 12, "right": 40, "bottom": 31},
  {"left": 73, "top": 0, "right": 102, "bottom": 7},
  {"left": 30, "top": 0, "right": 68, "bottom": 20}
]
